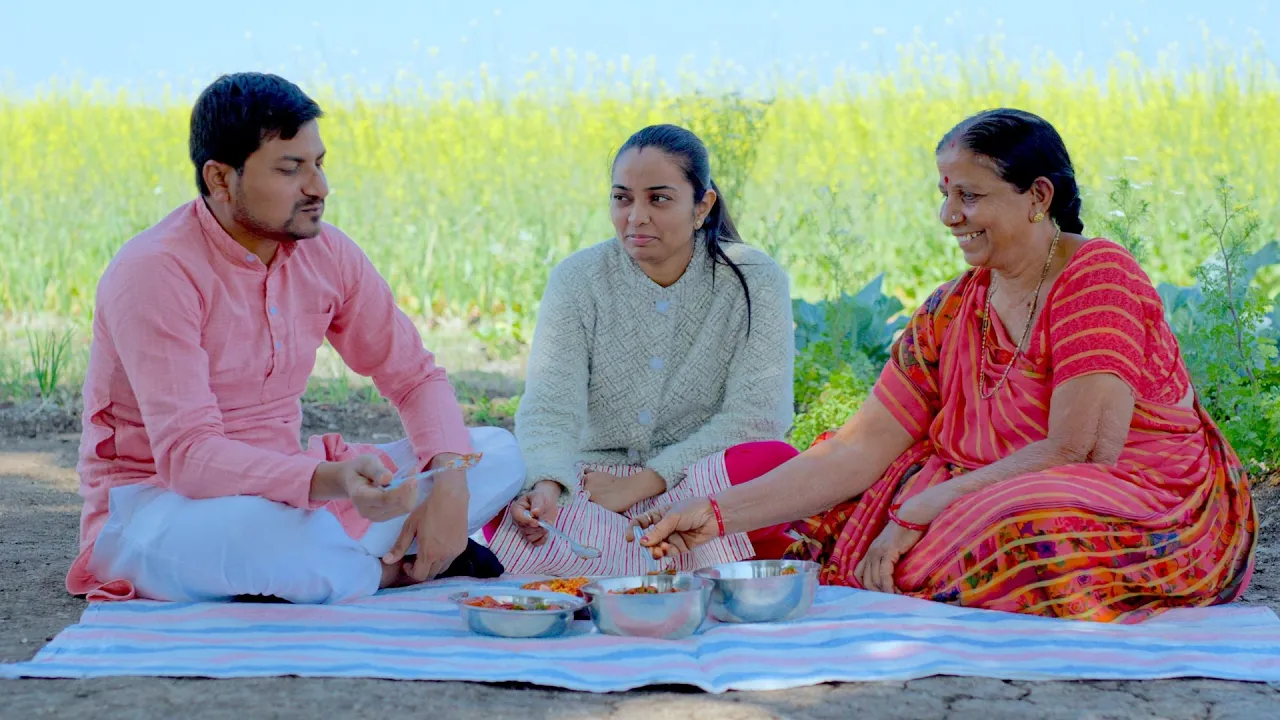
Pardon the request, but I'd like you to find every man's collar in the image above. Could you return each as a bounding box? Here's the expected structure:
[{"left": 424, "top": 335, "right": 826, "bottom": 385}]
[{"left": 194, "top": 197, "right": 300, "bottom": 270}]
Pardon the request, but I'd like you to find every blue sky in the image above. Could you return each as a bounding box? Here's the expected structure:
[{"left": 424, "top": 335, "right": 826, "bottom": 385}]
[{"left": 1, "top": 0, "right": 1275, "bottom": 99}]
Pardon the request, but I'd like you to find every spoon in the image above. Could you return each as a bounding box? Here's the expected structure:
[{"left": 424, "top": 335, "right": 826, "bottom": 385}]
[
  {"left": 634, "top": 525, "right": 662, "bottom": 573},
  {"left": 397, "top": 452, "right": 483, "bottom": 485},
  {"left": 537, "top": 520, "right": 602, "bottom": 559}
]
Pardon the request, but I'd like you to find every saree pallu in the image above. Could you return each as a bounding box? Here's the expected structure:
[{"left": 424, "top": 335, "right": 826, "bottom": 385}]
[{"left": 789, "top": 240, "right": 1256, "bottom": 622}]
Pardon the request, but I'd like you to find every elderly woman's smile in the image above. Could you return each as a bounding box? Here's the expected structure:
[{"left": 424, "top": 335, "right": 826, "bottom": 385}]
[{"left": 954, "top": 230, "right": 985, "bottom": 249}]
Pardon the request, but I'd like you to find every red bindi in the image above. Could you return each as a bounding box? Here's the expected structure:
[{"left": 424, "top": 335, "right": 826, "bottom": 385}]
[{"left": 944, "top": 176, "right": 949, "bottom": 185}]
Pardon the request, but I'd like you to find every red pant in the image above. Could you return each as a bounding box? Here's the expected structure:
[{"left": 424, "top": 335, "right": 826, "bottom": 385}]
[
  {"left": 483, "top": 440, "right": 800, "bottom": 559},
  {"left": 725, "top": 440, "right": 801, "bottom": 559}
]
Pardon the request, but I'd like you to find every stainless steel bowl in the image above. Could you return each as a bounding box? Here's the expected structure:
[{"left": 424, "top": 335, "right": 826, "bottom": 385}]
[
  {"left": 450, "top": 589, "right": 587, "bottom": 639},
  {"left": 694, "top": 559, "right": 820, "bottom": 623},
  {"left": 581, "top": 574, "right": 712, "bottom": 640}
]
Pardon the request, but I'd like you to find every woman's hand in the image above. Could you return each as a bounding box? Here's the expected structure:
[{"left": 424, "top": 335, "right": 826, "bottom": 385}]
[
  {"left": 897, "top": 484, "right": 960, "bottom": 527},
  {"left": 509, "top": 480, "right": 562, "bottom": 545},
  {"left": 852, "top": 485, "right": 958, "bottom": 594},
  {"left": 627, "top": 497, "right": 719, "bottom": 558},
  {"left": 854, "top": 521, "right": 922, "bottom": 594},
  {"left": 583, "top": 469, "right": 664, "bottom": 513}
]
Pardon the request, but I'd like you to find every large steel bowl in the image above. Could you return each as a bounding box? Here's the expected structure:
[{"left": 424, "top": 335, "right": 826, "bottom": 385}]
[
  {"left": 581, "top": 574, "right": 711, "bottom": 640},
  {"left": 450, "top": 589, "right": 586, "bottom": 639},
  {"left": 693, "top": 559, "right": 820, "bottom": 623}
]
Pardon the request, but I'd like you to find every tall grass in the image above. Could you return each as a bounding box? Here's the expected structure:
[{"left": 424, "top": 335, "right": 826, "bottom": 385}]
[
  {"left": 26, "top": 329, "right": 73, "bottom": 400},
  {"left": 1, "top": 44, "right": 1278, "bottom": 333}
]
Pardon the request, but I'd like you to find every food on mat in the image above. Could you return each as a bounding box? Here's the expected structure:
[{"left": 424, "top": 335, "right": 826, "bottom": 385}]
[
  {"left": 609, "top": 586, "right": 685, "bottom": 595},
  {"left": 779, "top": 567, "right": 798, "bottom": 576},
  {"left": 463, "top": 595, "right": 566, "bottom": 611},
  {"left": 522, "top": 576, "right": 591, "bottom": 597}
]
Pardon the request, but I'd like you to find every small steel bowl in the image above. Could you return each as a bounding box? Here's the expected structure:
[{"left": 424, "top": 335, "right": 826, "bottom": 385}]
[
  {"left": 450, "top": 590, "right": 587, "bottom": 639},
  {"left": 694, "top": 559, "right": 820, "bottom": 623},
  {"left": 581, "top": 574, "right": 712, "bottom": 640}
]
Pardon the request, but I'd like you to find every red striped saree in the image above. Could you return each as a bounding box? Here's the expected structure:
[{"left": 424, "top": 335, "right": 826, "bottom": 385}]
[{"left": 789, "top": 239, "right": 1257, "bottom": 622}]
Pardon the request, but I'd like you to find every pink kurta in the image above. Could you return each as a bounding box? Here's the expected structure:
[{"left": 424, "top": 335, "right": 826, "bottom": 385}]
[{"left": 69, "top": 199, "right": 472, "bottom": 600}]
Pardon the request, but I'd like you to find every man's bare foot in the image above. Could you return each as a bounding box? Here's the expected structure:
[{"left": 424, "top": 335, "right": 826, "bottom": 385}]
[
  {"left": 377, "top": 557, "right": 421, "bottom": 589},
  {"left": 379, "top": 560, "right": 404, "bottom": 588}
]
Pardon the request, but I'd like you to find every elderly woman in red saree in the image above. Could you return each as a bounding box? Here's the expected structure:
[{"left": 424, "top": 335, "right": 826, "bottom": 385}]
[{"left": 630, "top": 108, "right": 1257, "bottom": 622}]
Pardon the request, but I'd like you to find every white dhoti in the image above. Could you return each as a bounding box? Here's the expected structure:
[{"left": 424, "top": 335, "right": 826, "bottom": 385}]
[{"left": 87, "top": 426, "right": 524, "bottom": 604}]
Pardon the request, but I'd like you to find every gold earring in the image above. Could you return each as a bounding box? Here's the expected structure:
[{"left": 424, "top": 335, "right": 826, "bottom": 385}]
[{"left": 1032, "top": 211, "right": 1045, "bottom": 223}]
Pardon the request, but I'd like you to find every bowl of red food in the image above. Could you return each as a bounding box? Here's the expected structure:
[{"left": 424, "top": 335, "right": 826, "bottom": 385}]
[
  {"left": 450, "top": 589, "right": 587, "bottom": 638},
  {"left": 580, "top": 574, "right": 711, "bottom": 640}
]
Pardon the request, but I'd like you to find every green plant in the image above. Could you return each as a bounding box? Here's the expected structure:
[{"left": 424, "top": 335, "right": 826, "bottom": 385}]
[
  {"left": 793, "top": 274, "right": 906, "bottom": 367},
  {"left": 0, "top": 348, "right": 26, "bottom": 402},
  {"left": 472, "top": 313, "right": 535, "bottom": 362},
  {"left": 456, "top": 385, "right": 521, "bottom": 430},
  {"left": 789, "top": 342, "right": 876, "bottom": 451},
  {"left": 1158, "top": 180, "right": 1280, "bottom": 476},
  {"left": 26, "top": 328, "right": 73, "bottom": 401},
  {"left": 670, "top": 91, "right": 772, "bottom": 208},
  {"left": 789, "top": 273, "right": 893, "bottom": 449},
  {"left": 1100, "top": 172, "right": 1151, "bottom": 261},
  {"left": 303, "top": 372, "right": 354, "bottom": 405}
]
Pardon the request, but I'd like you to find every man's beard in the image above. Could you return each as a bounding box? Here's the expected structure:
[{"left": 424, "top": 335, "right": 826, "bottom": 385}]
[{"left": 233, "top": 188, "right": 323, "bottom": 242}]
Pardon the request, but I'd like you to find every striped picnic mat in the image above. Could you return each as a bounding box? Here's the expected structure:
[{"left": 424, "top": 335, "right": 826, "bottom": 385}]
[{"left": 5, "top": 576, "right": 1278, "bottom": 692}]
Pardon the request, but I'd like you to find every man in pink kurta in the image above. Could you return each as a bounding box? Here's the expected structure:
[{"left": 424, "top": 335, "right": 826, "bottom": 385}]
[{"left": 69, "top": 72, "right": 522, "bottom": 604}]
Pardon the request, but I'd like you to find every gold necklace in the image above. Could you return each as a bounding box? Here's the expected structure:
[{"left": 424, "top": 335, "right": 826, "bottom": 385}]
[{"left": 979, "top": 227, "right": 1061, "bottom": 399}]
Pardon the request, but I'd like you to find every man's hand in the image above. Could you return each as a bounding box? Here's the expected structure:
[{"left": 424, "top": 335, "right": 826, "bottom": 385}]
[
  {"left": 310, "top": 455, "right": 417, "bottom": 522},
  {"left": 381, "top": 467, "right": 470, "bottom": 583},
  {"left": 583, "top": 469, "right": 664, "bottom": 513},
  {"left": 510, "top": 480, "right": 562, "bottom": 545}
]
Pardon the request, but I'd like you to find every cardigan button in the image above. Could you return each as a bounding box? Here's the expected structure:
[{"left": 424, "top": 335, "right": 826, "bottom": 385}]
[
  {"left": 655, "top": 299, "right": 671, "bottom": 314},
  {"left": 649, "top": 356, "right": 664, "bottom": 370},
  {"left": 637, "top": 409, "right": 653, "bottom": 426},
  {"left": 627, "top": 448, "right": 640, "bottom": 462}
]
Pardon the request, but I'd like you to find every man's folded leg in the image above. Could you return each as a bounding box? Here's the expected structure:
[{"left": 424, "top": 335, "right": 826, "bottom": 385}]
[
  {"left": 87, "top": 484, "right": 382, "bottom": 604},
  {"left": 86, "top": 426, "right": 524, "bottom": 604}
]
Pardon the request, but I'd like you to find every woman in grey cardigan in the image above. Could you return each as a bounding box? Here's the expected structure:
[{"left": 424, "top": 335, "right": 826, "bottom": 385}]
[{"left": 483, "top": 125, "right": 800, "bottom": 576}]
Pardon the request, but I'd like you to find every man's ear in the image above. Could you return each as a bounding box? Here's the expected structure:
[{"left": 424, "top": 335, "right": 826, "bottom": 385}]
[{"left": 202, "top": 160, "right": 235, "bottom": 203}]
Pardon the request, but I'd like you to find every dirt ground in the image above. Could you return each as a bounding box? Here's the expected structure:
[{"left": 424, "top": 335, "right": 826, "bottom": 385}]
[{"left": 2, "top": 400, "right": 1277, "bottom": 720}]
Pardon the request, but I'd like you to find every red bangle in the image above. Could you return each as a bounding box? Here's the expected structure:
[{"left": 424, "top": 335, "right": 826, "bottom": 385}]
[
  {"left": 888, "top": 502, "right": 930, "bottom": 533},
  {"left": 708, "top": 495, "right": 726, "bottom": 537}
]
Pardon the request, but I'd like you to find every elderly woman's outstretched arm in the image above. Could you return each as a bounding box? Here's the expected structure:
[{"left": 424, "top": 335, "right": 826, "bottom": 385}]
[
  {"left": 629, "top": 394, "right": 915, "bottom": 556},
  {"left": 720, "top": 394, "right": 915, "bottom": 533}
]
